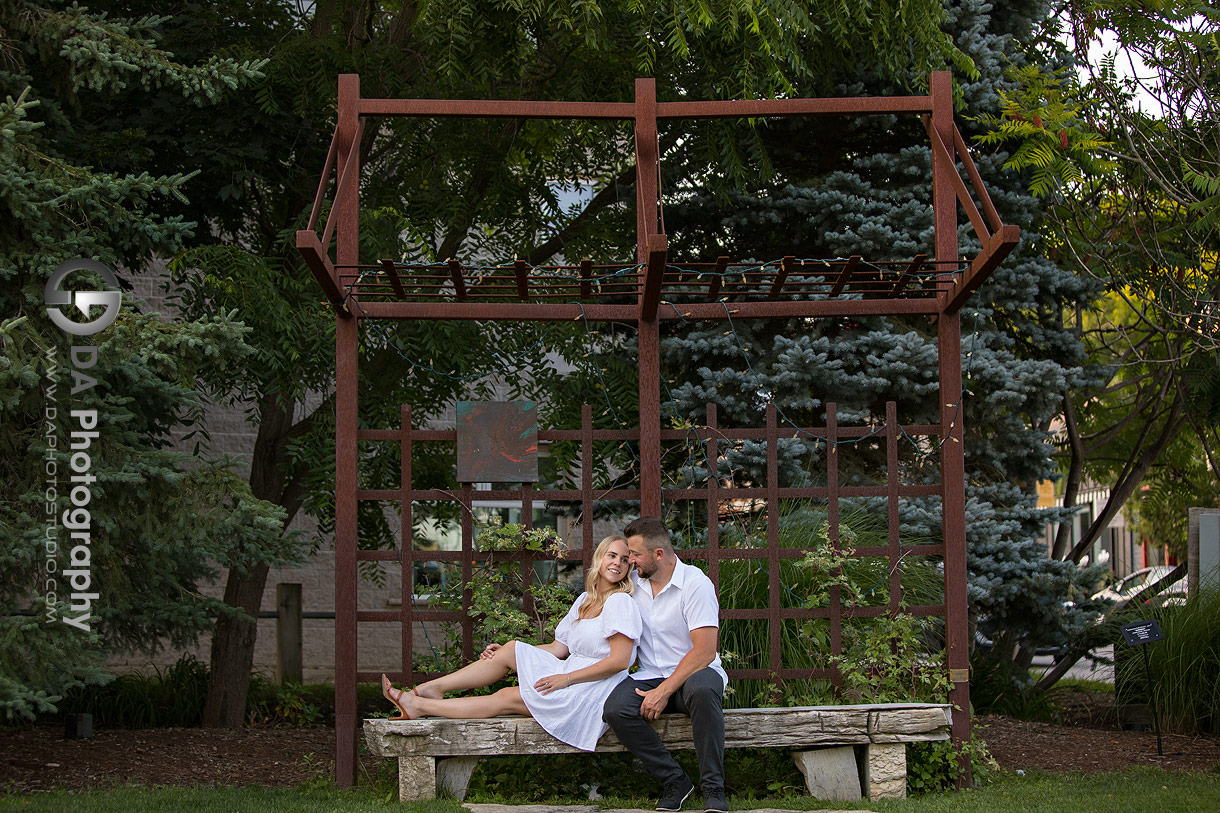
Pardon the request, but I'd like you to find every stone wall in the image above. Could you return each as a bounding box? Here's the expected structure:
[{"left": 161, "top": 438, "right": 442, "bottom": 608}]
[{"left": 111, "top": 264, "right": 621, "bottom": 683}]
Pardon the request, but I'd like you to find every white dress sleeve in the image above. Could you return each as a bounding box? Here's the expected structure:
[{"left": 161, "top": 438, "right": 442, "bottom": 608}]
[
  {"left": 600, "top": 592, "right": 643, "bottom": 641},
  {"left": 553, "top": 592, "right": 586, "bottom": 646}
]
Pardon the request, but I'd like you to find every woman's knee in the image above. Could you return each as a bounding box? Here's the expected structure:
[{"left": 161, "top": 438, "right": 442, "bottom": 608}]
[
  {"left": 492, "top": 640, "right": 517, "bottom": 662},
  {"left": 494, "top": 686, "right": 526, "bottom": 715}
]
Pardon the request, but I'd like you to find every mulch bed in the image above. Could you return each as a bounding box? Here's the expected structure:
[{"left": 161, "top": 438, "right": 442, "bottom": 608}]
[
  {"left": 3, "top": 692, "right": 1219, "bottom": 793},
  {"left": 978, "top": 715, "right": 1220, "bottom": 774},
  {"left": 977, "top": 687, "right": 1220, "bottom": 775},
  {"left": 0, "top": 725, "right": 381, "bottom": 792}
]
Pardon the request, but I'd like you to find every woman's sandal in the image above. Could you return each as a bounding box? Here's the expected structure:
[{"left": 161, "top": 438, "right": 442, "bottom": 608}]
[{"left": 381, "top": 674, "right": 418, "bottom": 720}]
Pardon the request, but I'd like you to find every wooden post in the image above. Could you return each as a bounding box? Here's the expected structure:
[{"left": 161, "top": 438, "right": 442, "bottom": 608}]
[
  {"left": 276, "top": 583, "right": 303, "bottom": 685},
  {"left": 635, "top": 77, "right": 663, "bottom": 515},
  {"left": 931, "top": 69, "right": 973, "bottom": 786},
  {"left": 334, "top": 71, "right": 361, "bottom": 788}
]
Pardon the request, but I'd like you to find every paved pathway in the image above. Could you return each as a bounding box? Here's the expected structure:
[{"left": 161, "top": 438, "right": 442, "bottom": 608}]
[{"left": 1030, "top": 644, "right": 1114, "bottom": 683}]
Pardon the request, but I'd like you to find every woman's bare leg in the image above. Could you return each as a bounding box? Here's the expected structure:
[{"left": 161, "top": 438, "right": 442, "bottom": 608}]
[
  {"left": 399, "top": 686, "right": 528, "bottom": 720},
  {"left": 414, "top": 640, "right": 519, "bottom": 698}
]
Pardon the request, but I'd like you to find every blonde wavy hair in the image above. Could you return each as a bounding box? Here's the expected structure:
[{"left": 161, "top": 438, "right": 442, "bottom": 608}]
[{"left": 578, "top": 534, "right": 634, "bottom": 619}]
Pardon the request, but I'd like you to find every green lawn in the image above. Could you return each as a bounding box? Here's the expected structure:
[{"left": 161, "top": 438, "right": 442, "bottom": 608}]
[{"left": 3, "top": 769, "right": 1219, "bottom": 813}]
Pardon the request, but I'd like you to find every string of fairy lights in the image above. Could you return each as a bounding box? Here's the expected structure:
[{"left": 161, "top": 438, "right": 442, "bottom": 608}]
[
  {"left": 338, "top": 253, "right": 969, "bottom": 305},
  {"left": 335, "top": 255, "right": 982, "bottom": 674}
]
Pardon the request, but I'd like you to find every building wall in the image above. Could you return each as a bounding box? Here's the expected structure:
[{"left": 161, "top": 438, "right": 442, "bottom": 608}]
[
  {"left": 112, "top": 265, "right": 620, "bottom": 682},
  {"left": 1039, "top": 478, "right": 1142, "bottom": 579}
]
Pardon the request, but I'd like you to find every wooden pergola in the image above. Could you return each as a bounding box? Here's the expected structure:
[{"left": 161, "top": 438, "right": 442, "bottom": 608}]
[{"left": 298, "top": 72, "right": 1019, "bottom": 787}]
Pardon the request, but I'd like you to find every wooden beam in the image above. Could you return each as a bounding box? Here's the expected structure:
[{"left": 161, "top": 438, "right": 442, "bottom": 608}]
[
  {"left": 296, "top": 230, "right": 350, "bottom": 316},
  {"left": 708, "top": 256, "right": 728, "bottom": 299},
  {"left": 579, "top": 259, "right": 593, "bottom": 299},
  {"left": 828, "top": 256, "right": 861, "bottom": 298},
  {"left": 891, "top": 254, "right": 926, "bottom": 297},
  {"left": 448, "top": 259, "right": 467, "bottom": 301},
  {"left": 358, "top": 95, "right": 936, "bottom": 122},
  {"left": 514, "top": 259, "right": 529, "bottom": 300},
  {"left": 656, "top": 96, "right": 933, "bottom": 120},
  {"left": 379, "top": 259, "right": 407, "bottom": 299},
  {"left": 924, "top": 118, "right": 991, "bottom": 245},
  {"left": 358, "top": 297, "right": 940, "bottom": 321},
  {"left": 307, "top": 126, "right": 340, "bottom": 232},
  {"left": 942, "top": 225, "right": 1020, "bottom": 314},
  {"left": 769, "top": 256, "right": 795, "bottom": 298},
  {"left": 638, "top": 234, "right": 668, "bottom": 322},
  {"left": 361, "top": 98, "right": 636, "bottom": 120},
  {"left": 953, "top": 124, "right": 1004, "bottom": 233},
  {"left": 321, "top": 118, "right": 365, "bottom": 254}
]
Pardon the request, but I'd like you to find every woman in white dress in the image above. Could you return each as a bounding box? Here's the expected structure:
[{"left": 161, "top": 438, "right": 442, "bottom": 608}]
[{"left": 381, "top": 534, "right": 643, "bottom": 751}]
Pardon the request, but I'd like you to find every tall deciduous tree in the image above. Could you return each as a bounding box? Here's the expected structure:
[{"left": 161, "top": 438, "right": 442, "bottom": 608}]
[
  {"left": 981, "top": 3, "right": 1217, "bottom": 568},
  {"left": 0, "top": 0, "right": 292, "bottom": 720},
  {"left": 72, "top": 0, "right": 972, "bottom": 725},
  {"left": 1059, "top": 3, "right": 1218, "bottom": 566},
  {"left": 970, "top": 1, "right": 1217, "bottom": 688}
]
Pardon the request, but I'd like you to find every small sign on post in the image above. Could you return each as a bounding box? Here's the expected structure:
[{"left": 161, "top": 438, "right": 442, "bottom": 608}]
[
  {"left": 1120, "top": 619, "right": 1164, "bottom": 646},
  {"left": 1119, "top": 618, "right": 1165, "bottom": 756}
]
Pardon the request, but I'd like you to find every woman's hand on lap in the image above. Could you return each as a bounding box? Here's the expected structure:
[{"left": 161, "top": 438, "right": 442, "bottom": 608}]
[{"left": 534, "top": 673, "right": 570, "bottom": 695}]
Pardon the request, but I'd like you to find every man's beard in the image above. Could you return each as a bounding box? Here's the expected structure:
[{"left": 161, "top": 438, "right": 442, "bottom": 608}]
[{"left": 634, "top": 558, "right": 657, "bottom": 578}]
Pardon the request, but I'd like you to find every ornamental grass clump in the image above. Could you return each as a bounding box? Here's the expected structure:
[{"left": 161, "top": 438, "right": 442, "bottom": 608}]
[{"left": 1115, "top": 584, "right": 1220, "bottom": 734}]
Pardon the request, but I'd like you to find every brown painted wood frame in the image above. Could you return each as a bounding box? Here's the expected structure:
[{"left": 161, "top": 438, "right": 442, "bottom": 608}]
[{"left": 298, "top": 72, "right": 1018, "bottom": 788}]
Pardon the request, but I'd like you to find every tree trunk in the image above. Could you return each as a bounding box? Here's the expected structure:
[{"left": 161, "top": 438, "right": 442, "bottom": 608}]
[
  {"left": 1051, "top": 391, "right": 1085, "bottom": 560},
  {"left": 1034, "top": 645, "right": 1089, "bottom": 692},
  {"left": 202, "top": 562, "right": 270, "bottom": 727},
  {"left": 203, "top": 393, "right": 304, "bottom": 727},
  {"left": 1066, "top": 398, "right": 1187, "bottom": 564}
]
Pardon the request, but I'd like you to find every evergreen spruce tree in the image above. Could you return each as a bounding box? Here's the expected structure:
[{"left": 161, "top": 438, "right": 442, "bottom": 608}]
[
  {"left": 660, "top": 0, "right": 1109, "bottom": 670},
  {"left": 0, "top": 1, "right": 295, "bottom": 720}
]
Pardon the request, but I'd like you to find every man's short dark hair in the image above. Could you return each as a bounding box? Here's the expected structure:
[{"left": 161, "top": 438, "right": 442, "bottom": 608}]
[{"left": 623, "top": 516, "right": 672, "bottom": 552}]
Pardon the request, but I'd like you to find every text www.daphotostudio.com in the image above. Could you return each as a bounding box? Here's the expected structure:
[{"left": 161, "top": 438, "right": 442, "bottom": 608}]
[{"left": 42, "top": 258, "right": 123, "bottom": 631}]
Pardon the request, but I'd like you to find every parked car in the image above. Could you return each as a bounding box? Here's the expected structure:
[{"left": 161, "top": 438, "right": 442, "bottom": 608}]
[{"left": 1093, "top": 565, "right": 1187, "bottom": 607}]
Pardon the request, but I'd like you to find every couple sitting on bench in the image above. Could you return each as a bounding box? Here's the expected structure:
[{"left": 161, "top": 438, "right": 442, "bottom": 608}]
[{"left": 382, "top": 517, "right": 729, "bottom": 813}]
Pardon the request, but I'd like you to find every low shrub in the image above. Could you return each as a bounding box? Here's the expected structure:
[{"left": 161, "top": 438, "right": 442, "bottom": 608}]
[
  {"left": 715, "top": 506, "right": 948, "bottom": 708},
  {"left": 967, "top": 652, "right": 1056, "bottom": 720},
  {"left": 45, "top": 655, "right": 323, "bottom": 729},
  {"left": 52, "top": 654, "right": 209, "bottom": 728},
  {"left": 464, "top": 746, "right": 805, "bottom": 803},
  {"left": 247, "top": 678, "right": 324, "bottom": 727},
  {"left": 465, "top": 752, "right": 658, "bottom": 801},
  {"left": 907, "top": 732, "right": 997, "bottom": 794}
]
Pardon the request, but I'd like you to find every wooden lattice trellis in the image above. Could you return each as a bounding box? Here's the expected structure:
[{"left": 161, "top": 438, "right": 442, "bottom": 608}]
[{"left": 298, "top": 72, "right": 1019, "bottom": 787}]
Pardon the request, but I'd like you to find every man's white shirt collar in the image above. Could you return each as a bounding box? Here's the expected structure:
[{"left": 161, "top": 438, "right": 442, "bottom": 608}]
[{"left": 636, "top": 555, "right": 688, "bottom": 594}]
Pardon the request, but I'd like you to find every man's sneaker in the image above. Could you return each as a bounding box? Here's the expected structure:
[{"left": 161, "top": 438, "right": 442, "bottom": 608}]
[
  {"left": 656, "top": 776, "right": 694, "bottom": 812},
  {"left": 703, "top": 790, "right": 729, "bottom": 813}
]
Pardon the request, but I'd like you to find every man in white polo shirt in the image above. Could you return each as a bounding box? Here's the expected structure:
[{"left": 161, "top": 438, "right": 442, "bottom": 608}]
[{"left": 603, "top": 517, "right": 728, "bottom": 813}]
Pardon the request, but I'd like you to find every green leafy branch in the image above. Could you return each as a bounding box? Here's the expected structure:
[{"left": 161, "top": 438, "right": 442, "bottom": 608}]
[{"left": 973, "top": 63, "right": 1116, "bottom": 197}]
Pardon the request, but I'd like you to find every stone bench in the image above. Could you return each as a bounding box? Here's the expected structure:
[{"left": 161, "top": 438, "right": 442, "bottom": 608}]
[{"left": 364, "top": 702, "right": 951, "bottom": 803}]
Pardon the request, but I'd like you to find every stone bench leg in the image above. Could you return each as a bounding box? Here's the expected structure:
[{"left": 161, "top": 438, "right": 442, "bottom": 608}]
[
  {"left": 398, "top": 756, "right": 435, "bottom": 801},
  {"left": 437, "top": 756, "right": 481, "bottom": 800},
  {"left": 860, "top": 743, "right": 906, "bottom": 800},
  {"left": 793, "top": 745, "right": 862, "bottom": 800},
  {"left": 397, "top": 755, "right": 481, "bottom": 801}
]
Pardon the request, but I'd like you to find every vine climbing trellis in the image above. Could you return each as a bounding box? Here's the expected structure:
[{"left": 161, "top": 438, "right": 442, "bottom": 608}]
[{"left": 298, "top": 72, "right": 1020, "bottom": 788}]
